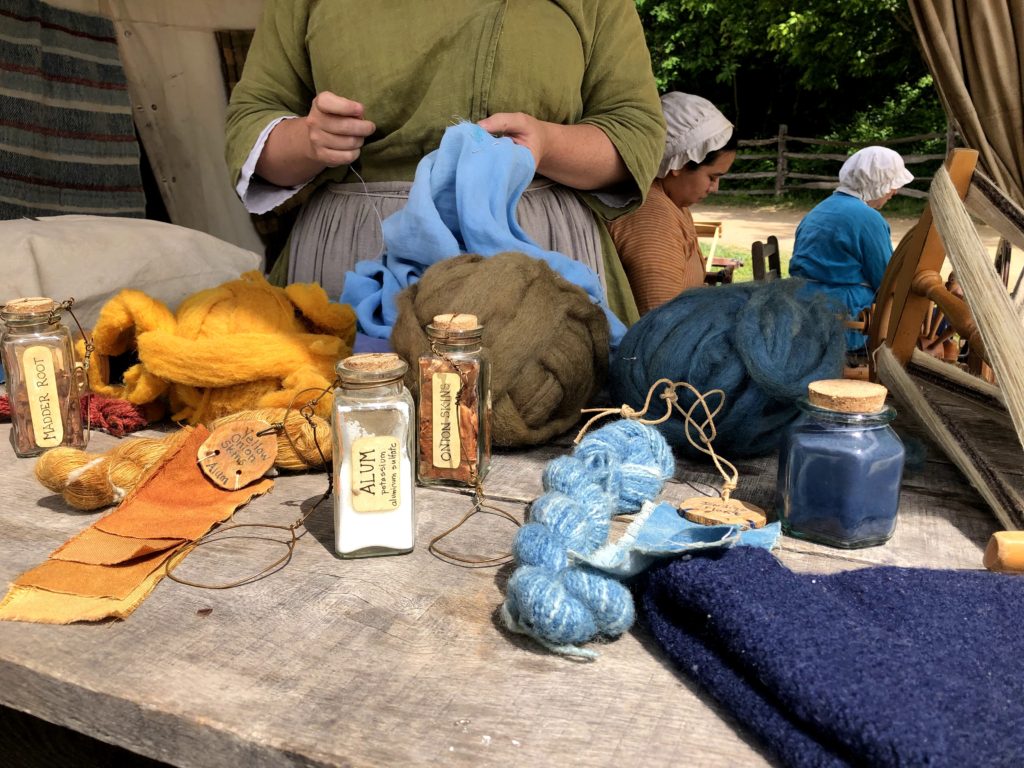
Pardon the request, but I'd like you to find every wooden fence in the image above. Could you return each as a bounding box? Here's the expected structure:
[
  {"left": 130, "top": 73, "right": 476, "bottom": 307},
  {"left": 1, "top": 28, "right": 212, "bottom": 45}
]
[{"left": 722, "top": 125, "right": 953, "bottom": 198}]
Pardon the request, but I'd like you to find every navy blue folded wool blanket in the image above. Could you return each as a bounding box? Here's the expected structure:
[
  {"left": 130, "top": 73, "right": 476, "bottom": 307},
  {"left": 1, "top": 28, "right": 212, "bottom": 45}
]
[{"left": 639, "top": 547, "right": 1024, "bottom": 767}]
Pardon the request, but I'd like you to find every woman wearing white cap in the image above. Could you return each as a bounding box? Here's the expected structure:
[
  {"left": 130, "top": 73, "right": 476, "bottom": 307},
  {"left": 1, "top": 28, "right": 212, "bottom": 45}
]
[
  {"left": 789, "top": 146, "right": 914, "bottom": 351},
  {"left": 608, "top": 92, "right": 737, "bottom": 315}
]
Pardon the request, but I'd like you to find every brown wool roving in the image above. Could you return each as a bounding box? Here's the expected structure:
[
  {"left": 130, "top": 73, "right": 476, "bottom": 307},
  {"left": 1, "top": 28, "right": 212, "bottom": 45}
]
[{"left": 390, "top": 252, "right": 610, "bottom": 446}]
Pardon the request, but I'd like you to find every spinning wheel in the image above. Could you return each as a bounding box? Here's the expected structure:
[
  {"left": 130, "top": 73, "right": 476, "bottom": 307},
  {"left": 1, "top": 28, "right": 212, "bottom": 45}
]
[
  {"left": 863, "top": 148, "right": 1024, "bottom": 531},
  {"left": 867, "top": 150, "right": 990, "bottom": 377},
  {"left": 915, "top": 272, "right": 966, "bottom": 364}
]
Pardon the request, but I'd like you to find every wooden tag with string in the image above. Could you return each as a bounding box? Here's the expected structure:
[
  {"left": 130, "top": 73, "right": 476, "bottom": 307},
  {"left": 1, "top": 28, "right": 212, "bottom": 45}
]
[
  {"left": 577, "top": 377, "right": 767, "bottom": 531},
  {"left": 679, "top": 496, "right": 767, "bottom": 529},
  {"left": 197, "top": 419, "right": 278, "bottom": 490},
  {"left": 168, "top": 387, "right": 335, "bottom": 591}
]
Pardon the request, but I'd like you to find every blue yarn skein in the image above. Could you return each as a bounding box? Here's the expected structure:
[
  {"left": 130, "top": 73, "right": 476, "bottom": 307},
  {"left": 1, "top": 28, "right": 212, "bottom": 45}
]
[
  {"left": 502, "top": 419, "right": 676, "bottom": 658},
  {"left": 609, "top": 279, "right": 845, "bottom": 459}
]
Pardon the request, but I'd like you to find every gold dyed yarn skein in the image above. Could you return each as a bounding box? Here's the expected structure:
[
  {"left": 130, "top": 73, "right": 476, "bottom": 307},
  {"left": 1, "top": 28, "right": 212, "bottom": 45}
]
[
  {"left": 35, "top": 408, "right": 331, "bottom": 511},
  {"left": 35, "top": 435, "right": 178, "bottom": 510},
  {"left": 218, "top": 408, "right": 332, "bottom": 471}
]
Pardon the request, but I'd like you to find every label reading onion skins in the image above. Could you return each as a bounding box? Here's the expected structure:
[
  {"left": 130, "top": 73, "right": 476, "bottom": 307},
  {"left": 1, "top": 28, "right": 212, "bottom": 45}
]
[
  {"left": 23, "top": 345, "right": 63, "bottom": 448},
  {"left": 431, "top": 372, "right": 461, "bottom": 469},
  {"left": 350, "top": 435, "right": 402, "bottom": 512}
]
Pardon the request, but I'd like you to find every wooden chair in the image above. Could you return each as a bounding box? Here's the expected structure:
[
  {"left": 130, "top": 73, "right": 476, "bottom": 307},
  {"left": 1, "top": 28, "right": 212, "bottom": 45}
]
[
  {"left": 696, "top": 220, "right": 743, "bottom": 285},
  {"left": 694, "top": 220, "right": 723, "bottom": 259},
  {"left": 751, "top": 236, "right": 782, "bottom": 281}
]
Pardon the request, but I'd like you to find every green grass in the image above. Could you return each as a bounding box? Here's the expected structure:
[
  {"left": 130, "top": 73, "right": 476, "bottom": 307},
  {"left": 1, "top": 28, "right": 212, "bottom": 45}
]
[
  {"left": 706, "top": 192, "right": 815, "bottom": 212},
  {"left": 714, "top": 190, "right": 928, "bottom": 219},
  {"left": 701, "top": 241, "right": 791, "bottom": 283},
  {"left": 695, "top": 191, "right": 924, "bottom": 284}
]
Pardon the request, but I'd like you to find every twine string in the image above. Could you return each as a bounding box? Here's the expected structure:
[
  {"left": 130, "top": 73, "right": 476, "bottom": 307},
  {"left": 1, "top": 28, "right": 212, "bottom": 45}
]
[
  {"left": 165, "top": 385, "right": 335, "bottom": 589},
  {"left": 425, "top": 331, "right": 521, "bottom": 567},
  {"left": 55, "top": 298, "right": 94, "bottom": 441},
  {"left": 667, "top": 382, "right": 739, "bottom": 500},
  {"left": 575, "top": 378, "right": 739, "bottom": 501},
  {"left": 573, "top": 377, "right": 679, "bottom": 443},
  {"left": 347, "top": 166, "right": 387, "bottom": 261},
  {"left": 427, "top": 469, "right": 522, "bottom": 568}
]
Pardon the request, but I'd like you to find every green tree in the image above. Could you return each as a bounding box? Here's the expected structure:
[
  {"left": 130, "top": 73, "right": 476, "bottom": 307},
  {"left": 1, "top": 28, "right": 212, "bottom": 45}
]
[{"left": 635, "top": 0, "right": 944, "bottom": 141}]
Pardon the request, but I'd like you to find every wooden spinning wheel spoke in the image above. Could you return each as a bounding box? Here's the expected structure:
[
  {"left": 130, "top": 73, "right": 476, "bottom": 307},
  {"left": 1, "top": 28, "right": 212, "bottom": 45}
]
[
  {"left": 868, "top": 149, "right": 1003, "bottom": 381},
  {"left": 912, "top": 268, "right": 987, "bottom": 368}
]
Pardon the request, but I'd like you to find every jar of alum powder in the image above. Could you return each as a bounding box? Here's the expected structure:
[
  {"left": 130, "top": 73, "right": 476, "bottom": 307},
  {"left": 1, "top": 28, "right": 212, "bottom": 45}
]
[{"left": 332, "top": 353, "right": 416, "bottom": 558}]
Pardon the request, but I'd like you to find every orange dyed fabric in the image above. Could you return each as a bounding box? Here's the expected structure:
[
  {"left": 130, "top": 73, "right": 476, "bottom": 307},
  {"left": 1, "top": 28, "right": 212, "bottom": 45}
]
[{"left": 0, "top": 425, "right": 273, "bottom": 623}]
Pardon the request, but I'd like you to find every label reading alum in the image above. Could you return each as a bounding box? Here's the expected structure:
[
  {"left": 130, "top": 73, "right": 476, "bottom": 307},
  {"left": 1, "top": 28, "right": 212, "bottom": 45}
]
[
  {"left": 431, "top": 372, "right": 462, "bottom": 469},
  {"left": 22, "top": 345, "right": 63, "bottom": 448},
  {"left": 350, "top": 435, "right": 402, "bottom": 513}
]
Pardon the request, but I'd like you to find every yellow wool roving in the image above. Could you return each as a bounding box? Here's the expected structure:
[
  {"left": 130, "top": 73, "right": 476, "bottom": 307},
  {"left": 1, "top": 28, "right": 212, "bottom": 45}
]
[
  {"left": 35, "top": 408, "right": 331, "bottom": 510},
  {"left": 80, "top": 271, "right": 355, "bottom": 424}
]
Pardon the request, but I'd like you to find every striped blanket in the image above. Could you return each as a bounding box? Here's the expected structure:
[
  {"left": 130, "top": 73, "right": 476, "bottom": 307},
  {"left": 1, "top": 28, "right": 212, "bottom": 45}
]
[{"left": 0, "top": 0, "right": 144, "bottom": 219}]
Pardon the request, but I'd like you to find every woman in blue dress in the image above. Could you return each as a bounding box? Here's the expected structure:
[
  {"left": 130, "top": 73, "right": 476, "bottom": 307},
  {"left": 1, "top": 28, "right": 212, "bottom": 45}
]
[{"left": 789, "top": 146, "right": 914, "bottom": 351}]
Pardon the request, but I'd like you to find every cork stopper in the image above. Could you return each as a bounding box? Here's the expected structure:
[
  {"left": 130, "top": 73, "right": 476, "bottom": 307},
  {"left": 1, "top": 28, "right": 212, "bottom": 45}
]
[
  {"left": 341, "top": 352, "right": 404, "bottom": 373},
  {"left": 337, "top": 352, "right": 408, "bottom": 385},
  {"left": 3, "top": 297, "right": 57, "bottom": 315},
  {"left": 807, "top": 379, "right": 888, "bottom": 414},
  {"left": 427, "top": 313, "right": 483, "bottom": 344},
  {"left": 431, "top": 313, "right": 480, "bottom": 331}
]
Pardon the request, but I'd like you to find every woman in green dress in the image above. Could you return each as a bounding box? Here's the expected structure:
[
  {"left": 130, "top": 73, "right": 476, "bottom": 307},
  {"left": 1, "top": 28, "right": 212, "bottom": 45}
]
[{"left": 225, "top": 0, "right": 666, "bottom": 327}]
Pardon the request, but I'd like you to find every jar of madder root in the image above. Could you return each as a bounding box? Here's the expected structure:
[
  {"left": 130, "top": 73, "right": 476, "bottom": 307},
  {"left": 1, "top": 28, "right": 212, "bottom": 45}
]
[{"left": 1, "top": 297, "right": 86, "bottom": 457}]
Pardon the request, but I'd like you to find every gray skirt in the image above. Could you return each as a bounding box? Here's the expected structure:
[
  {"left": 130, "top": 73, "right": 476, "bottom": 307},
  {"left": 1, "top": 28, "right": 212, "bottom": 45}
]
[{"left": 288, "top": 179, "right": 605, "bottom": 299}]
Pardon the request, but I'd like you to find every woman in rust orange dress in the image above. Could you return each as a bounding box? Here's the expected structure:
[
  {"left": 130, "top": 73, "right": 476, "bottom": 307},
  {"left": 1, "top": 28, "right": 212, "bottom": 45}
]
[{"left": 609, "top": 92, "right": 737, "bottom": 315}]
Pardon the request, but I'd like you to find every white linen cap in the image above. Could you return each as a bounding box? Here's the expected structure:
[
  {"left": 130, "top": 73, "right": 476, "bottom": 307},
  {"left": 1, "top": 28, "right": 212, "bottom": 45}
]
[
  {"left": 836, "top": 146, "right": 915, "bottom": 201},
  {"left": 658, "top": 92, "right": 734, "bottom": 178}
]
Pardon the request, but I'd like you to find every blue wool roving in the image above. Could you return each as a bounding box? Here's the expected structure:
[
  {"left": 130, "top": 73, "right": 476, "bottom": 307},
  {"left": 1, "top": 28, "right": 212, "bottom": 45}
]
[
  {"left": 609, "top": 279, "right": 846, "bottom": 459},
  {"left": 501, "top": 419, "right": 676, "bottom": 658}
]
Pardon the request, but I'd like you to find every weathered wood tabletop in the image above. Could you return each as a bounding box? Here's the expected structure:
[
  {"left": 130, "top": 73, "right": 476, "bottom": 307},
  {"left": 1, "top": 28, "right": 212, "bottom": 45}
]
[{"left": 0, "top": 412, "right": 999, "bottom": 767}]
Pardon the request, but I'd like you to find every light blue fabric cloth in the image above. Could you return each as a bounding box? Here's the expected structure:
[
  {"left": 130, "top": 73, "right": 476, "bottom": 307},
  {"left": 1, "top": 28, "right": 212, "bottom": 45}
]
[
  {"left": 576, "top": 500, "right": 781, "bottom": 578},
  {"left": 352, "top": 332, "right": 392, "bottom": 354},
  {"left": 789, "top": 191, "right": 893, "bottom": 350},
  {"left": 339, "top": 122, "right": 624, "bottom": 345}
]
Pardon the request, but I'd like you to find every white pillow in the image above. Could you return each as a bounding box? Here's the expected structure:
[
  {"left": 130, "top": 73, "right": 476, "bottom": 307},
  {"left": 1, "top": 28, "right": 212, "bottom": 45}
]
[{"left": 0, "top": 215, "right": 263, "bottom": 330}]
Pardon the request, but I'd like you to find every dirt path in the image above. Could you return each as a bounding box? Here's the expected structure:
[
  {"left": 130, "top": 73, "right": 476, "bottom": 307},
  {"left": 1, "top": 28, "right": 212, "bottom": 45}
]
[{"left": 690, "top": 201, "right": 1002, "bottom": 257}]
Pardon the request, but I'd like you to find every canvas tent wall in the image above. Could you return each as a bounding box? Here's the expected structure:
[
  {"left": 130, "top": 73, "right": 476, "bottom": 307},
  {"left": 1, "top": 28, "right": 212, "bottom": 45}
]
[{"left": 908, "top": 0, "right": 1024, "bottom": 208}]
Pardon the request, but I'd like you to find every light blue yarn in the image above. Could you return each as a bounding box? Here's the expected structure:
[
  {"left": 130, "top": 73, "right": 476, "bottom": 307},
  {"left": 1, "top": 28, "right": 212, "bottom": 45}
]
[{"left": 502, "top": 419, "right": 676, "bottom": 658}]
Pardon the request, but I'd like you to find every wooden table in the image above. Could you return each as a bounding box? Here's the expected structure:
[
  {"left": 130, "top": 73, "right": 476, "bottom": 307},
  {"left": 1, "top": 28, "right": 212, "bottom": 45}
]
[{"left": 0, "top": 414, "right": 998, "bottom": 767}]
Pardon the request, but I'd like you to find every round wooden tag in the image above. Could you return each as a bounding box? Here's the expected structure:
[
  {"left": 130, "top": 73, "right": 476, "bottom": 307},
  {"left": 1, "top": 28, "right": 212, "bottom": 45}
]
[
  {"left": 197, "top": 420, "right": 278, "bottom": 490},
  {"left": 680, "top": 497, "right": 767, "bottom": 529}
]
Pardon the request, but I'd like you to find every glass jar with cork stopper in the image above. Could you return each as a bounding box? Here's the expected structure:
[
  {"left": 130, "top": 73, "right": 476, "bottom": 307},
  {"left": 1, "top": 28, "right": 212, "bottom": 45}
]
[
  {"left": 1, "top": 297, "right": 86, "bottom": 457},
  {"left": 776, "top": 379, "right": 905, "bottom": 548},
  {"left": 416, "top": 313, "right": 491, "bottom": 488},
  {"left": 332, "top": 352, "right": 416, "bottom": 558}
]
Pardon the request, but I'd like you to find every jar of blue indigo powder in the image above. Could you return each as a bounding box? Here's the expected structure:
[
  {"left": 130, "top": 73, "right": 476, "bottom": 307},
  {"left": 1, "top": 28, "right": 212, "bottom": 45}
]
[{"left": 776, "top": 379, "right": 904, "bottom": 549}]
